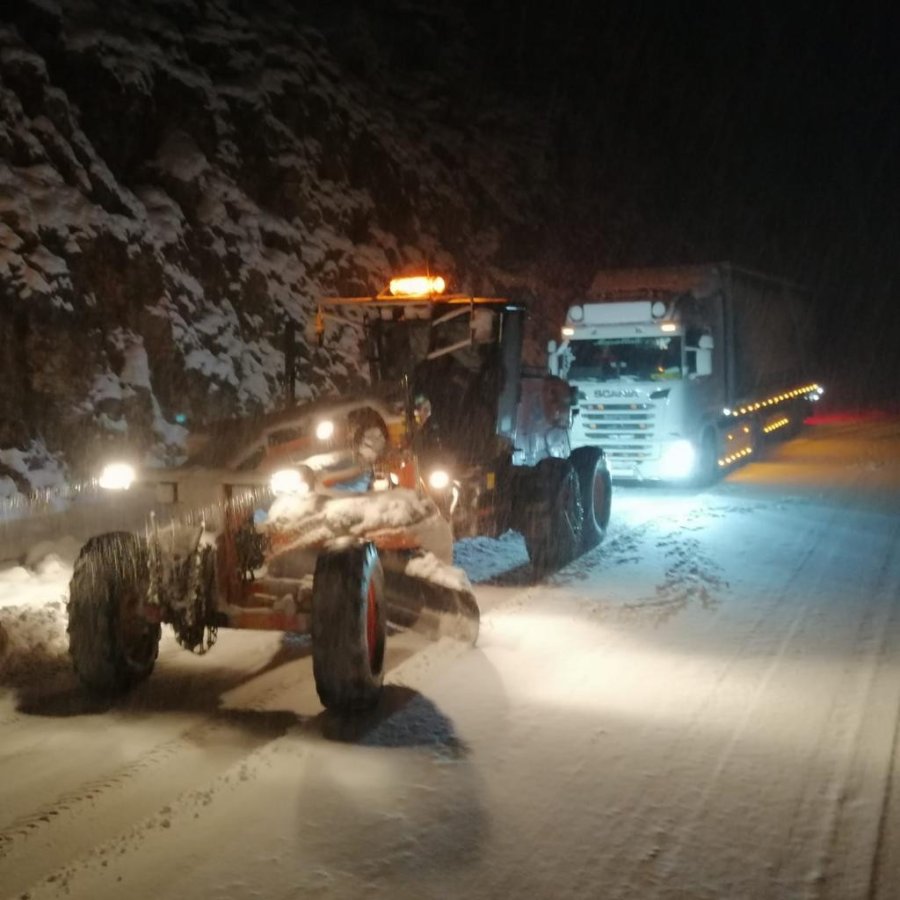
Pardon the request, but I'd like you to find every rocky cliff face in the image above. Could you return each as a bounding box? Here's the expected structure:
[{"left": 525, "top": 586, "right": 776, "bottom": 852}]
[{"left": 1, "top": 0, "right": 579, "bottom": 495}]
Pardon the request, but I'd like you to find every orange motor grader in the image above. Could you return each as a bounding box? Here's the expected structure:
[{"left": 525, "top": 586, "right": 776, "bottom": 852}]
[{"left": 68, "top": 274, "right": 609, "bottom": 713}]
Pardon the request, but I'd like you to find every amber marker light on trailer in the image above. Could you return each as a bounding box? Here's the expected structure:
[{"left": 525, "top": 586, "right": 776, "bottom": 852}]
[
  {"left": 719, "top": 447, "right": 753, "bottom": 467},
  {"left": 722, "top": 383, "right": 823, "bottom": 418},
  {"left": 764, "top": 417, "right": 791, "bottom": 434},
  {"left": 388, "top": 275, "right": 446, "bottom": 297}
]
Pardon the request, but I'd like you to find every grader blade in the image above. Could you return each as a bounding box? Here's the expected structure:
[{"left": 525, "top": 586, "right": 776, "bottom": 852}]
[{"left": 380, "top": 557, "right": 480, "bottom": 645}]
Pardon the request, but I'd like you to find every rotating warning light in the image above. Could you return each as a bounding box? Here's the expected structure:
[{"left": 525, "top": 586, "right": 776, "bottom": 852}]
[{"left": 389, "top": 275, "right": 446, "bottom": 297}]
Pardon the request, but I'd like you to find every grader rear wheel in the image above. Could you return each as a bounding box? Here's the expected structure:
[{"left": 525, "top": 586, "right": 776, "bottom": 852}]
[
  {"left": 571, "top": 446, "right": 612, "bottom": 551},
  {"left": 523, "top": 458, "right": 584, "bottom": 574},
  {"left": 67, "top": 532, "right": 160, "bottom": 695}
]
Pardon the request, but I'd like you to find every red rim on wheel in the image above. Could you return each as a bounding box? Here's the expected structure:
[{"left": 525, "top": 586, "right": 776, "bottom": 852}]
[
  {"left": 365, "top": 578, "right": 379, "bottom": 669},
  {"left": 593, "top": 477, "right": 605, "bottom": 526}
]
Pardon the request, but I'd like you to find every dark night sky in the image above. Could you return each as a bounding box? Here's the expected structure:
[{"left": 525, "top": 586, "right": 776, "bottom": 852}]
[
  {"left": 475, "top": 3, "right": 898, "bottom": 259},
  {"left": 440, "top": 0, "right": 900, "bottom": 402},
  {"left": 12, "top": 0, "right": 897, "bottom": 403}
]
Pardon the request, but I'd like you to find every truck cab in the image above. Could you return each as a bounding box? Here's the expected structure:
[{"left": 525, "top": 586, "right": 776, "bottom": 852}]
[
  {"left": 550, "top": 296, "right": 723, "bottom": 481},
  {"left": 549, "top": 265, "right": 822, "bottom": 484}
]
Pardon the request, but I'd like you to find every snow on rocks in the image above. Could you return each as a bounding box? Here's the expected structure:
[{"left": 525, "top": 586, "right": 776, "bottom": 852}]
[
  {"left": 0, "top": 439, "right": 69, "bottom": 498},
  {"left": 2, "top": 0, "right": 574, "bottom": 487}
]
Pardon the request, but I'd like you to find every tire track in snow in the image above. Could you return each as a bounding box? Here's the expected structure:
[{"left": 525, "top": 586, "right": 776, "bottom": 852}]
[
  {"left": 0, "top": 714, "right": 275, "bottom": 848},
  {"left": 3, "top": 742, "right": 291, "bottom": 900},
  {"left": 0, "top": 651, "right": 317, "bottom": 892},
  {"left": 618, "top": 534, "right": 728, "bottom": 624},
  {"left": 9, "top": 626, "right": 481, "bottom": 900},
  {"left": 696, "top": 499, "right": 900, "bottom": 892},
  {"left": 0, "top": 628, "right": 447, "bottom": 897},
  {"left": 631, "top": 493, "right": 900, "bottom": 897},
  {"left": 602, "top": 498, "right": 843, "bottom": 898},
  {"left": 869, "top": 674, "right": 900, "bottom": 900},
  {"left": 805, "top": 515, "right": 900, "bottom": 898},
  {"left": 558, "top": 498, "right": 731, "bottom": 625}
]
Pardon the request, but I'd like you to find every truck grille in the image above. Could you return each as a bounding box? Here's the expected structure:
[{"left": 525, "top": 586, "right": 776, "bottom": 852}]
[{"left": 578, "top": 402, "right": 658, "bottom": 461}]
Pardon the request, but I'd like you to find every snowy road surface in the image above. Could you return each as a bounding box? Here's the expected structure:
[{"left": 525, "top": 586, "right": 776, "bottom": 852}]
[{"left": 1, "top": 419, "right": 899, "bottom": 899}]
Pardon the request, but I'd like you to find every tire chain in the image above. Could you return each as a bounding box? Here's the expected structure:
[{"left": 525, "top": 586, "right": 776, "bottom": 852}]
[
  {"left": 173, "top": 541, "right": 218, "bottom": 654},
  {"left": 145, "top": 514, "right": 217, "bottom": 655}
]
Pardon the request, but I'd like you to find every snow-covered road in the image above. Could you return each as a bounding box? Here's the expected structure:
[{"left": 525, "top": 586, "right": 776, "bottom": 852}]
[{"left": 2, "top": 420, "right": 899, "bottom": 899}]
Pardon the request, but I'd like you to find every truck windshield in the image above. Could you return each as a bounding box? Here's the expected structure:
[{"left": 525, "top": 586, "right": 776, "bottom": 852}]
[{"left": 567, "top": 336, "right": 682, "bottom": 382}]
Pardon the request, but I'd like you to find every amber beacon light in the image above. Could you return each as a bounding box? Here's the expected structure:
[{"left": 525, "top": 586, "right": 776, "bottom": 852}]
[{"left": 388, "top": 275, "right": 446, "bottom": 297}]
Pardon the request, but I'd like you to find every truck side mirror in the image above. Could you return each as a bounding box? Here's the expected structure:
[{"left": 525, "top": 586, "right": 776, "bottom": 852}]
[
  {"left": 547, "top": 339, "right": 559, "bottom": 376},
  {"left": 695, "top": 334, "right": 713, "bottom": 376},
  {"left": 695, "top": 347, "right": 713, "bottom": 376},
  {"left": 686, "top": 334, "right": 714, "bottom": 377}
]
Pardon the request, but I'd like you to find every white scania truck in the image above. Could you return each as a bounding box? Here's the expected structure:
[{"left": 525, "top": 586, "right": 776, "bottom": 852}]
[{"left": 548, "top": 263, "right": 822, "bottom": 483}]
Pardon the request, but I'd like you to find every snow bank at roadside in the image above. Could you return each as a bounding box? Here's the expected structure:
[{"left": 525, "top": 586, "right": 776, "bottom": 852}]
[{"left": 0, "top": 542, "right": 77, "bottom": 680}]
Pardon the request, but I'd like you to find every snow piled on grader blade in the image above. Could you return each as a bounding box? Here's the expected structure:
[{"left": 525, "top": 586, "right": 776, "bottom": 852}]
[
  {"left": 265, "top": 489, "right": 480, "bottom": 645},
  {"left": 382, "top": 554, "right": 480, "bottom": 645}
]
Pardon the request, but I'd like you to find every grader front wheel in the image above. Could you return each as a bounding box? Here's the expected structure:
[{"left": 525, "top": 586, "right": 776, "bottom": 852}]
[{"left": 311, "top": 542, "right": 387, "bottom": 712}]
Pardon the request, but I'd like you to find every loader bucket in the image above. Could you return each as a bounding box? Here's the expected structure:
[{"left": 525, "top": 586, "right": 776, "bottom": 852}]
[{"left": 381, "top": 555, "right": 480, "bottom": 645}]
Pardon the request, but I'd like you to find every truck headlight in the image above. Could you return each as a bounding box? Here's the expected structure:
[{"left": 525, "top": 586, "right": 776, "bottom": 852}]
[
  {"left": 98, "top": 462, "right": 136, "bottom": 491},
  {"left": 270, "top": 468, "right": 312, "bottom": 495},
  {"left": 659, "top": 440, "right": 696, "bottom": 479},
  {"left": 428, "top": 469, "right": 451, "bottom": 490},
  {"left": 315, "top": 419, "right": 335, "bottom": 441}
]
